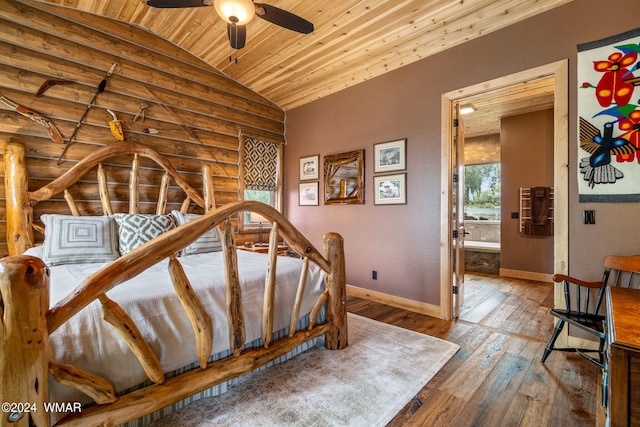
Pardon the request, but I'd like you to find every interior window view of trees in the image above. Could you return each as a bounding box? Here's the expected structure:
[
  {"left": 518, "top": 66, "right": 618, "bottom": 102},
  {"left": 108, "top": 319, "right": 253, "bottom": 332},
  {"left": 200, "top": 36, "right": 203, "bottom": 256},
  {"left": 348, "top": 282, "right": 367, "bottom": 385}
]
[{"left": 464, "top": 163, "right": 501, "bottom": 221}]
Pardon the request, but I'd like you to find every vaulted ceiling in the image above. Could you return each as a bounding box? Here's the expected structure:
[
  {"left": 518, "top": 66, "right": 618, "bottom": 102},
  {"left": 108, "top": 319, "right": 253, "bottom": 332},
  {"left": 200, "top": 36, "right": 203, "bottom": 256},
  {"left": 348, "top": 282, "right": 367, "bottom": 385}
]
[{"left": 31, "top": 0, "right": 571, "bottom": 115}]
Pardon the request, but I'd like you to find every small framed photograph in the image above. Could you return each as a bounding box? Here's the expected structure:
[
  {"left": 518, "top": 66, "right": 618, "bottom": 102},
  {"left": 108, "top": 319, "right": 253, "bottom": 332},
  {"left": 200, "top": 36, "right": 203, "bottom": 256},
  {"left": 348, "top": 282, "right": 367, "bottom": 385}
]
[
  {"left": 299, "top": 182, "right": 319, "bottom": 206},
  {"left": 374, "top": 139, "right": 406, "bottom": 173},
  {"left": 299, "top": 155, "right": 320, "bottom": 180},
  {"left": 374, "top": 174, "right": 406, "bottom": 205}
]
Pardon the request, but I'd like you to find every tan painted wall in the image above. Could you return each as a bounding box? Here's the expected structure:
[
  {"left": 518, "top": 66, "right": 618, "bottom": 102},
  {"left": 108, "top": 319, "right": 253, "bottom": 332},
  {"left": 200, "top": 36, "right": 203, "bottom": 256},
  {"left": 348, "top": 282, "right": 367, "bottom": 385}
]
[
  {"left": 284, "top": 0, "right": 640, "bottom": 305},
  {"left": 500, "top": 109, "right": 554, "bottom": 275}
]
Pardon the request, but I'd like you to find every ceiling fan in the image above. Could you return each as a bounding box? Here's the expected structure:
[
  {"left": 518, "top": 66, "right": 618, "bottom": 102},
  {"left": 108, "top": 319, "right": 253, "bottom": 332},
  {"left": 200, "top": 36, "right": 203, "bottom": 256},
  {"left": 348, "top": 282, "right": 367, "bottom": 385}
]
[{"left": 146, "top": 0, "right": 314, "bottom": 50}]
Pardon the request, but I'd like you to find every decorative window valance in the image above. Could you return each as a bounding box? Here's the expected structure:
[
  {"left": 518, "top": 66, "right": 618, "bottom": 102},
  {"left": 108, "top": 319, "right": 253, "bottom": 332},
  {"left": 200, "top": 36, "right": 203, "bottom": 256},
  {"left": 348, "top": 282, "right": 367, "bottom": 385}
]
[{"left": 243, "top": 137, "right": 280, "bottom": 191}]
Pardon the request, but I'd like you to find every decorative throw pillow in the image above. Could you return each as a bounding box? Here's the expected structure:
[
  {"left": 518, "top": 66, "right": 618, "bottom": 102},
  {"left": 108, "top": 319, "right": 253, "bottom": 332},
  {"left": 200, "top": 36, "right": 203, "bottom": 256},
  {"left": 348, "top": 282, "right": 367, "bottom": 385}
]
[
  {"left": 41, "top": 214, "right": 119, "bottom": 266},
  {"left": 171, "top": 211, "right": 223, "bottom": 256},
  {"left": 113, "top": 213, "right": 175, "bottom": 256}
]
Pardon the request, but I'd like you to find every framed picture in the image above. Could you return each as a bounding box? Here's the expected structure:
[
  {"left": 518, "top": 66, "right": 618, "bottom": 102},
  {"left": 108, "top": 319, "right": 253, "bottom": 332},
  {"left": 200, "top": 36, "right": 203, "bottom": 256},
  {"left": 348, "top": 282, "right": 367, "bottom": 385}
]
[
  {"left": 374, "top": 173, "right": 406, "bottom": 205},
  {"left": 299, "top": 182, "right": 319, "bottom": 206},
  {"left": 299, "top": 155, "right": 320, "bottom": 180},
  {"left": 324, "top": 149, "right": 365, "bottom": 205},
  {"left": 374, "top": 139, "right": 406, "bottom": 173}
]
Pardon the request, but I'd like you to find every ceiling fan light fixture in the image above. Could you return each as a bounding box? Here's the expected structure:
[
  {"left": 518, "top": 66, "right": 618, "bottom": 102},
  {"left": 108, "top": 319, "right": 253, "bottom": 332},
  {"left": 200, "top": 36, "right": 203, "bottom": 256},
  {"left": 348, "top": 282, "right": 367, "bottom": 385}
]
[{"left": 214, "top": 0, "right": 255, "bottom": 25}]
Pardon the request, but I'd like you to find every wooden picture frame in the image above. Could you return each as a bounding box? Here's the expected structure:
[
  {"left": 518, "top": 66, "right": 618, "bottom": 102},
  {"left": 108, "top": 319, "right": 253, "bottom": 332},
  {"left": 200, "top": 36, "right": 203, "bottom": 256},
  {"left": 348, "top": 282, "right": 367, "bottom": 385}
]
[
  {"left": 299, "top": 155, "right": 320, "bottom": 180},
  {"left": 299, "top": 182, "right": 319, "bottom": 206},
  {"left": 374, "top": 173, "right": 406, "bottom": 205},
  {"left": 324, "top": 149, "right": 365, "bottom": 205},
  {"left": 374, "top": 139, "right": 406, "bottom": 173}
]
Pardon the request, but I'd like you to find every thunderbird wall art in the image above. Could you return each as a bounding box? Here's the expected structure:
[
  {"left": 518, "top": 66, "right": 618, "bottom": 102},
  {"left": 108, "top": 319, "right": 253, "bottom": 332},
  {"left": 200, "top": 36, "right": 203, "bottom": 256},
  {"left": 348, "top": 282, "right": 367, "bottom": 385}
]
[{"left": 577, "top": 28, "right": 640, "bottom": 202}]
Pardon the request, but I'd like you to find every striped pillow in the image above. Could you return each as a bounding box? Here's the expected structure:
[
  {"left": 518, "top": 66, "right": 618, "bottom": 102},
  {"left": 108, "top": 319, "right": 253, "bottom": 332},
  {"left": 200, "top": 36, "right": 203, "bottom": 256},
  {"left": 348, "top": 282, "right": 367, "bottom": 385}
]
[
  {"left": 41, "top": 214, "right": 119, "bottom": 266},
  {"left": 114, "top": 213, "right": 175, "bottom": 256},
  {"left": 171, "top": 211, "right": 223, "bottom": 256}
]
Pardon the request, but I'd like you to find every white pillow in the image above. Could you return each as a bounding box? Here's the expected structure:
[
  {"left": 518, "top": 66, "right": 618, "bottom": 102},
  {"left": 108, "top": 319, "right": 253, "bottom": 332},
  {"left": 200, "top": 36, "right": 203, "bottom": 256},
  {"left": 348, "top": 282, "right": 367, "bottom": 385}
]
[
  {"left": 113, "top": 213, "right": 175, "bottom": 256},
  {"left": 23, "top": 245, "right": 43, "bottom": 258},
  {"left": 171, "top": 211, "right": 223, "bottom": 256},
  {"left": 41, "top": 214, "right": 119, "bottom": 266}
]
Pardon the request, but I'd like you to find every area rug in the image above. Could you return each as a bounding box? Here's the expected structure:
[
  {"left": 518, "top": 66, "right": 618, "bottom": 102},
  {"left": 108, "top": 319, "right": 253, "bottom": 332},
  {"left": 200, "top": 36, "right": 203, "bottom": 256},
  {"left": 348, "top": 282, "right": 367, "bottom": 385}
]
[{"left": 150, "top": 313, "right": 459, "bottom": 427}]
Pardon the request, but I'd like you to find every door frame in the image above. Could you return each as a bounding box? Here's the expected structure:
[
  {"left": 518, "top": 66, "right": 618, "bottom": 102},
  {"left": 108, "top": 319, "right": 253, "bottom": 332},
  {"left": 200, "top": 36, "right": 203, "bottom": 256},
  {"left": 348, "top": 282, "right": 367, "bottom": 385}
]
[
  {"left": 439, "top": 60, "right": 569, "bottom": 320},
  {"left": 452, "top": 104, "right": 466, "bottom": 318}
]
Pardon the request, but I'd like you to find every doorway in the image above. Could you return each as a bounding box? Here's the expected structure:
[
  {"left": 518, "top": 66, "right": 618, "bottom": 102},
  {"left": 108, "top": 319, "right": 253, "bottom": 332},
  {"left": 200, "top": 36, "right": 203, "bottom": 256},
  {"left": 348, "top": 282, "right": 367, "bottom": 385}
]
[{"left": 439, "top": 60, "right": 569, "bottom": 320}]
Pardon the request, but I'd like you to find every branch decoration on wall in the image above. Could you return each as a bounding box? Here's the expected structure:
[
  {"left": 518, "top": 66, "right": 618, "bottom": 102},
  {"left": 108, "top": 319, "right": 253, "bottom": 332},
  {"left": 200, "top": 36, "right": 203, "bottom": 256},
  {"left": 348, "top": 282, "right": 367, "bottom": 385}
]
[
  {"left": 577, "top": 28, "right": 640, "bottom": 202},
  {"left": 324, "top": 149, "right": 364, "bottom": 204}
]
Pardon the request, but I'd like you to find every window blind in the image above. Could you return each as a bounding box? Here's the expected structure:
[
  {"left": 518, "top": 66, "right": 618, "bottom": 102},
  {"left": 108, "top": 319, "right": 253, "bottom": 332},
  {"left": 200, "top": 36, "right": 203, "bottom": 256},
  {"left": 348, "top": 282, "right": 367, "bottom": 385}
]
[{"left": 243, "top": 137, "right": 279, "bottom": 191}]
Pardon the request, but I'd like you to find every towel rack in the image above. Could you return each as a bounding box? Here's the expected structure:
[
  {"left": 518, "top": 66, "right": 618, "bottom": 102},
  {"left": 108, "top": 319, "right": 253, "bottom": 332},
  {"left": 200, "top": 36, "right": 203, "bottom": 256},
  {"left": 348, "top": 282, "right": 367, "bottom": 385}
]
[{"left": 519, "top": 187, "right": 554, "bottom": 232}]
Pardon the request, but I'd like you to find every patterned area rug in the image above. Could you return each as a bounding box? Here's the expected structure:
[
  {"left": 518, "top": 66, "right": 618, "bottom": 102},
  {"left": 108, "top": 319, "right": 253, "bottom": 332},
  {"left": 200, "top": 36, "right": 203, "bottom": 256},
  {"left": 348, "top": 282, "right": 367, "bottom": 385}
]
[{"left": 150, "top": 313, "right": 459, "bottom": 427}]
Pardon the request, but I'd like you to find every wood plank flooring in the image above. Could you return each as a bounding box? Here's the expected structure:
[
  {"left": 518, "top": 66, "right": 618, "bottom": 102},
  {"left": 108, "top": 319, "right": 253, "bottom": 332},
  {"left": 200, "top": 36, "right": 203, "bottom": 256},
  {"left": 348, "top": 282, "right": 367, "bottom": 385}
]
[{"left": 346, "top": 273, "right": 604, "bottom": 427}]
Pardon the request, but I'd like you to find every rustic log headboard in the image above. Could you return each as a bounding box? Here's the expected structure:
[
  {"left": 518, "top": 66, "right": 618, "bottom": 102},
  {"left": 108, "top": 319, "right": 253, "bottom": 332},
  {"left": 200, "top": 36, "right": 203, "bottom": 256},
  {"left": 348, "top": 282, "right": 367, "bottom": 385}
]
[{"left": 4, "top": 141, "right": 213, "bottom": 257}]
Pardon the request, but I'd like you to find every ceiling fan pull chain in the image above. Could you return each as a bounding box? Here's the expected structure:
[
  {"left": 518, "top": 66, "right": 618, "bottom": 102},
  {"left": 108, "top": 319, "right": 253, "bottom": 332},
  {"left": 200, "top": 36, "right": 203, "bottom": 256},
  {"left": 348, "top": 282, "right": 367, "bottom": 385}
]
[{"left": 229, "top": 21, "right": 239, "bottom": 64}]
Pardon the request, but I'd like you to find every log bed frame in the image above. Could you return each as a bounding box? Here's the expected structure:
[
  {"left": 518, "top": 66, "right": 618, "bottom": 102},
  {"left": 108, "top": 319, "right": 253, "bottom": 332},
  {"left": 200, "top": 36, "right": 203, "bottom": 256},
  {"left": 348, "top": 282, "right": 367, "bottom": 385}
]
[{"left": 0, "top": 142, "right": 347, "bottom": 426}]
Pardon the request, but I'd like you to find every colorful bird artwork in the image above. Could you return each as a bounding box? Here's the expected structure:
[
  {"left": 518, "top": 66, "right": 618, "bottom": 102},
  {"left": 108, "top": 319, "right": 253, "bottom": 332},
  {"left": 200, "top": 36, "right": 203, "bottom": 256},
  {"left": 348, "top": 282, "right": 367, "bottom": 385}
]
[
  {"left": 579, "top": 117, "right": 636, "bottom": 187},
  {"left": 577, "top": 31, "right": 640, "bottom": 199}
]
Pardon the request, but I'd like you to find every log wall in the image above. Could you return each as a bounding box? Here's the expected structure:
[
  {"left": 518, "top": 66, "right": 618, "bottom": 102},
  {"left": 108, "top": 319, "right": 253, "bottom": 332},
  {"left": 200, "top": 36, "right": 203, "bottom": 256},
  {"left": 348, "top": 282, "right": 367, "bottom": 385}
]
[{"left": 0, "top": 0, "right": 285, "bottom": 256}]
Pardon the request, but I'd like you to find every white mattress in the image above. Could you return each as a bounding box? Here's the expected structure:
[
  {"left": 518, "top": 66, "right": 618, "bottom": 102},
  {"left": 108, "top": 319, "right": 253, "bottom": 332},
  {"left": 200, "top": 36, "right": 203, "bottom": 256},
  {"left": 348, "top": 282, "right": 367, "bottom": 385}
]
[{"left": 23, "top": 247, "right": 324, "bottom": 405}]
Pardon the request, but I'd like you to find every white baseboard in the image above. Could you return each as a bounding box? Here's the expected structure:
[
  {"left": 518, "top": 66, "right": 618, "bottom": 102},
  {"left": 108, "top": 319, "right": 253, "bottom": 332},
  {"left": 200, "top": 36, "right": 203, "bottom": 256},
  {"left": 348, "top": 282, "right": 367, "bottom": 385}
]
[
  {"left": 347, "top": 285, "right": 442, "bottom": 318},
  {"left": 499, "top": 268, "right": 553, "bottom": 283}
]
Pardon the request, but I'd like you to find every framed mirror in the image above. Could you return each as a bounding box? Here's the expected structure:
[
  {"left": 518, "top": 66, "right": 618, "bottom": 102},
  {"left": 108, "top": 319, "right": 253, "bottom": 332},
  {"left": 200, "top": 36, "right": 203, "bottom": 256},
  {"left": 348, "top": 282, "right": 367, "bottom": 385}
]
[{"left": 324, "top": 149, "right": 364, "bottom": 204}]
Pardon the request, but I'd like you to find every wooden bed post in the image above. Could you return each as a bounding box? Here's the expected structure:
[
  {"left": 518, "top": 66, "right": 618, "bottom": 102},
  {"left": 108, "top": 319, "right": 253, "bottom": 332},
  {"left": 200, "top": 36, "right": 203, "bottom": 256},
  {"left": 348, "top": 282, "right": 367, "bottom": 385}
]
[
  {"left": 4, "top": 143, "right": 33, "bottom": 256},
  {"left": 202, "top": 165, "right": 216, "bottom": 212},
  {"left": 0, "top": 256, "right": 50, "bottom": 426},
  {"left": 323, "top": 232, "right": 348, "bottom": 350}
]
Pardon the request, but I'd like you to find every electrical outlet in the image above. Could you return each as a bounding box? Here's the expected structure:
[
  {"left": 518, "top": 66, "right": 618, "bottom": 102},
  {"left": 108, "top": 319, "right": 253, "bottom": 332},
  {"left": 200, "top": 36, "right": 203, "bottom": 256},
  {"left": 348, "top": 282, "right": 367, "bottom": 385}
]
[
  {"left": 372, "top": 270, "right": 377, "bottom": 280},
  {"left": 511, "top": 212, "right": 519, "bottom": 219}
]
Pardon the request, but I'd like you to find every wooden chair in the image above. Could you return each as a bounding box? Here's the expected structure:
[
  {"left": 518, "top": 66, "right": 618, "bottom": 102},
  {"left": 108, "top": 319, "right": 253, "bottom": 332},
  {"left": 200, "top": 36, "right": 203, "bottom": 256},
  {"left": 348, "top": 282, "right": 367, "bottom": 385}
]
[{"left": 541, "top": 255, "right": 640, "bottom": 368}]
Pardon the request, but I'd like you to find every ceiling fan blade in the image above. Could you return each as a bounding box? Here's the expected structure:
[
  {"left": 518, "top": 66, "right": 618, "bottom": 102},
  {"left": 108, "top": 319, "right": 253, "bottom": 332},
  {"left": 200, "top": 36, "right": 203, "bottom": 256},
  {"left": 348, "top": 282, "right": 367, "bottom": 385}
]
[
  {"left": 146, "top": 0, "right": 212, "bottom": 8},
  {"left": 254, "top": 3, "right": 313, "bottom": 34},
  {"left": 227, "top": 23, "right": 247, "bottom": 49}
]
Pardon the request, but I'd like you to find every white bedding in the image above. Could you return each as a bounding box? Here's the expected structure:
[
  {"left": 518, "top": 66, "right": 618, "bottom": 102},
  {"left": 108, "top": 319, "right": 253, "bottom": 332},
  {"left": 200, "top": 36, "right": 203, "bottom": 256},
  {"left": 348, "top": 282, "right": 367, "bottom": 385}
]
[{"left": 23, "top": 247, "right": 324, "bottom": 405}]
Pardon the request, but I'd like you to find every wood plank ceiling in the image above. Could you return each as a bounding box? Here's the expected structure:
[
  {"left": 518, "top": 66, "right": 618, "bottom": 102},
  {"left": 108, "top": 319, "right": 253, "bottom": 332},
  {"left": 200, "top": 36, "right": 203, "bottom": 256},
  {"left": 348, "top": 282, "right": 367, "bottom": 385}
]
[
  {"left": 30, "top": 0, "right": 568, "bottom": 135},
  {"left": 461, "top": 77, "right": 556, "bottom": 138}
]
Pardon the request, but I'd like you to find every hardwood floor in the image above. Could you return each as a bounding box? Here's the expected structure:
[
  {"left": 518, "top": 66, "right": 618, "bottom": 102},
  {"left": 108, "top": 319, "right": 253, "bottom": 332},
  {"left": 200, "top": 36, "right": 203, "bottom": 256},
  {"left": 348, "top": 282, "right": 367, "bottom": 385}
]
[{"left": 346, "top": 273, "right": 604, "bottom": 427}]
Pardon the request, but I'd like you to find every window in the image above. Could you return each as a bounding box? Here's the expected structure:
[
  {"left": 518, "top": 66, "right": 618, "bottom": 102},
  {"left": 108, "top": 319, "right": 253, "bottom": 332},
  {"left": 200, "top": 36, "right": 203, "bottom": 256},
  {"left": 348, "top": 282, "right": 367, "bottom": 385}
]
[
  {"left": 464, "top": 163, "right": 500, "bottom": 221},
  {"left": 244, "top": 189, "right": 274, "bottom": 225},
  {"left": 241, "top": 137, "right": 282, "bottom": 229}
]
